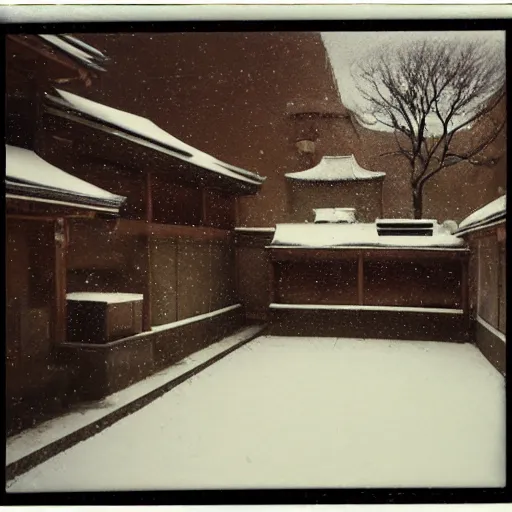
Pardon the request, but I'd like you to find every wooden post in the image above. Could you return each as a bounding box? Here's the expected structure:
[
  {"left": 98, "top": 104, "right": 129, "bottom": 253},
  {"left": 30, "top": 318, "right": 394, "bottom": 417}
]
[
  {"left": 234, "top": 237, "right": 240, "bottom": 301},
  {"left": 140, "top": 172, "right": 153, "bottom": 331},
  {"left": 141, "top": 236, "right": 152, "bottom": 332},
  {"left": 380, "top": 181, "right": 385, "bottom": 218},
  {"left": 358, "top": 252, "right": 364, "bottom": 305},
  {"left": 175, "top": 241, "right": 180, "bottom": 321},
  {"left": 268, "top": 258, "right": 276, "bottom": 304},
  {"left": 54, "top": 218, "right": 67, "bottom": 344},
  {"left": 461, "top": 257, "right": 470, "bottom": 333},
  {"left": 234, "top": 196, "right": 240, "bottom": 227},
  {"left": 145, "top": 171, "right": 153, "bottom": 224},
  {"left": 201, "top": 188, "right": 208, "bottom": 227}
]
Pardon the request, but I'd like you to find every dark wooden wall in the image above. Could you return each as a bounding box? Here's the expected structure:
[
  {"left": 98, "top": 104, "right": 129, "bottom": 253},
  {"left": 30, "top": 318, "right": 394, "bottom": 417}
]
[
  {"left": 277, "top": 260, "right": 358, "bottom": 305},
  {"left": 151, "top": 238, "right": 236, "bottom": 325},
  {"left": 5, "top": 219, "right": 70, "bottom": 432},
  {"left": 474, "top": 232, "right": 506, "bottom": 333},
  {"left": 235, "top": 233, "right": 274, "bottom": 320},
  {"left": 275, "top": 258, "right": 462, "bottom": 309}
]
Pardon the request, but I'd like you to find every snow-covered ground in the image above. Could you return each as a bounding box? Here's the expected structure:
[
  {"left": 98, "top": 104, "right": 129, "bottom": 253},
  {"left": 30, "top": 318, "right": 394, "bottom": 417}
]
[{"left": 6, "top": 336, "right": 505, "bottom": 492}]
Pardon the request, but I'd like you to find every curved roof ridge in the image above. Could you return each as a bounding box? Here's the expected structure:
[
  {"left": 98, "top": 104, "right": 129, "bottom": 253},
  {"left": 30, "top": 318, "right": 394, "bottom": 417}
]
[{"left": 285, "top": 154, "right": 385, "bottom": 182}]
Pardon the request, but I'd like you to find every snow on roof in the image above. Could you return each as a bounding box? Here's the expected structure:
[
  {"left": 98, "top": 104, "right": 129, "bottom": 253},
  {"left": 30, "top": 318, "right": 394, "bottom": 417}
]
[
  {"left": 270, "top": 222, "right": 465, "bottom": 249},
  {"left": 286, "top": 155, "right": 386, "bottom": 182},
  {"left": 67, "top": 292, "right": 143, "bottom": 304},
  {"left": 60, "top": 35, "right": 109, "bottom": 62},
  {"left": 457, "top": 195, "right": 506, "bottom": 234},
  {"left": 314, "top": 208, "right": 356, "bottom": 224},
  {"left": 6, "top": 144, "right": 125, "bottom": 211},
  {"left": 47, "top": 89, "right": 265, "bottom": 188},
  {"left": 37, "top": 35, "right": 107, "bottom": 72}
]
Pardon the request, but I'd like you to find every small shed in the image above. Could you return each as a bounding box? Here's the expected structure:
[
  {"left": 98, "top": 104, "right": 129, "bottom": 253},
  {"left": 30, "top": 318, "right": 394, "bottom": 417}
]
[
  {"left": 267, "top": 210, "right": 470, "bottom": 342},
  {"left": 285, "top": 155, "right": 386, "bottom": 223}
]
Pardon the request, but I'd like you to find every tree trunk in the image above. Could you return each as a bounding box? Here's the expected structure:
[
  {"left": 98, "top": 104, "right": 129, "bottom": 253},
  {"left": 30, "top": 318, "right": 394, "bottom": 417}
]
[{"left": 412, "top": 186, "right": 423, "bottom": 219}]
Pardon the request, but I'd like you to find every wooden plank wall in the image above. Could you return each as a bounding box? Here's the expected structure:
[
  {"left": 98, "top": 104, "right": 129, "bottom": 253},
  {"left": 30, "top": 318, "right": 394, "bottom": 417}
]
[{"left": 477, "top": 233, "right": 506, "bottom": 334}]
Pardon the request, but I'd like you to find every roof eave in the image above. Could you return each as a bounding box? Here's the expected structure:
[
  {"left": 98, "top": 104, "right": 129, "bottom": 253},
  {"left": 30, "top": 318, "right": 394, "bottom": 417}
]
[
  {"left": 44, "top": 100, "right": 263, "bottom": 195},
  {"left": 455, "top": 214, "right": 506, "bottom": 237}
]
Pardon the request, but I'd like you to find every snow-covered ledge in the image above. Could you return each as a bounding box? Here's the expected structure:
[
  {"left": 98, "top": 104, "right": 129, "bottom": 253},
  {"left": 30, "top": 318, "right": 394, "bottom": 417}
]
[
  {"left": 234, "top": 227, "right": 276, "bottom": 233},
  {"left": 269, "top": 303, "right": 464, "bottom": 315}
]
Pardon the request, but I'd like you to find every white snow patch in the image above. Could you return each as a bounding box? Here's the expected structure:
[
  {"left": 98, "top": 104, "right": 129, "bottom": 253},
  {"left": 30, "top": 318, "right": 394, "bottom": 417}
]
[
  {"left": 60, "top": 34, "right": 108, "bottom": 61},
  {"left": 66, "top": 292, "right": 143, "bottom": 304},
  {"left": 38, "top": 34, "right": 96, "bottom": 66},
  {"left": 6, "top": 144, "right": 123, "bottom": 201},
  {"left": 6, "top": 336, "right": 505, "bottom": 491},
  {"left": 286, "top": 155, "right": 385, "bottom": 182},
  {"left": 6, "top": 325, "right": 263, "bottom": 467},
  {"left": 51, "top": 89, "right": 262, "bottom": 186},
  {"left": 234, "top": 227, "right": 276, "bottom": 233},
  {"left": 314, "top": 208, "right": 356, "bottom": 224},
  {"left": 376, "top": 218, "right": 437, "bottom": 225},
  {"left": 269, "top": 303, "right": 464, "bottom": 315},
  {"left": 150, "top": 304, "right": 242, "bottom": 332},
  {"left": 458, "top": 195, "right": 506, "bottom": 231},
  {"left": 271, "top": 222, "right": 465, "bottom": 249},
  {"left": 477, "top": 315, "right": 506, "bottom": 344}
]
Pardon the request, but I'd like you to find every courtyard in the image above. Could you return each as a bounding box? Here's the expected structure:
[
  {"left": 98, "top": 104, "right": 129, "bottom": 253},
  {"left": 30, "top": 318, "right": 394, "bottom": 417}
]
[{"left": 6, "top": 335, "right": 505, "bottom": 492}]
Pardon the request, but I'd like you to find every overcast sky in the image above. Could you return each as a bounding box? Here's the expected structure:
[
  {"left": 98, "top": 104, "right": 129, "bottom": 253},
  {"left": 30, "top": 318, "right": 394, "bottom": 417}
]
[{"left": 321, "top": 31, "right": 506, "bottom": 131}]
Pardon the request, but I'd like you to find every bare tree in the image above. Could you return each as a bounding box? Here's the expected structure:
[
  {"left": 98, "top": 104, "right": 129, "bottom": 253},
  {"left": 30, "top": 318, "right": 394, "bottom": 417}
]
[{"left": 352, "top": 39, "right": 506, "bottom": 218}]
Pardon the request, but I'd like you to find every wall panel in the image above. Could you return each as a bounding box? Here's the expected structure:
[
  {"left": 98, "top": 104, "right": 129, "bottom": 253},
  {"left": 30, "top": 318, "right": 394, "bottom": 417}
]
[{"left": 478, "top": 235, "right": 499, "bottom": 328}]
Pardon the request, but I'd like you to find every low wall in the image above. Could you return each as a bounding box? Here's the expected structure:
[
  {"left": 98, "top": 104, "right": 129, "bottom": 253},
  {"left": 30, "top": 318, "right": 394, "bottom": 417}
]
[
  {"left": 55, "top": 304, "right": 245, "bottom": 401},
  {"left": 269, "top": 305, "right": 469, "bottom": 342},
  {"left": 475, "top": 316, "right": 506, "bottom": 376}
]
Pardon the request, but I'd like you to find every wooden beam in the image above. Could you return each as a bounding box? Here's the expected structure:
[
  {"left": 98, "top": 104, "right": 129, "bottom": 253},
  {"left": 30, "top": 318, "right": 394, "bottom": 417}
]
[
  {"left": 145, "top": 171, "right": 153, "bottom": 223},
  {"left": 175, "top": 241, "right": 180, "bottom": 321},
  {"left": 268, "top": 259, "right": 276, "bottom": 304},
  {"left": 234, "top": 197, "right": 240, "bottom": 226},
  {"left": 7, "top": 214, "right": 57, "bottom": 223},
  {"left": 269, "top": 247, "right": 470, "bottom": 263},
  {"left": 358, "top": 252, "right": 364, "bottom": 305},
  {"left": 234, "top": 240, "right": 240, "bottom": 301},
  {"left": 380, "top": 181, "right": 385, "bottom": 218},
  {"left": 202, "top": 188, "right": 208, "bottom": 227},
  {"left": 116, "top": 219, "right": 231, "bottom": 242},
  {"left": 461, "top": 258, "right": 470, "bottom": 330},
  {"left": 141, "top": 236, "right": 152, "bottom": 332},
  {"left": 53, "top": 218, "right": 68, "bottom": 344},
  {"left": 497, "top": 240, "right": 505, "bottom": 332}
]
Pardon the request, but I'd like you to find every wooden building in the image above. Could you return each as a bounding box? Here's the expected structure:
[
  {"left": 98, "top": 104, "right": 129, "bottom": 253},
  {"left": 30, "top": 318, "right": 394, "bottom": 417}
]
[
  {"left": 5, "top": 31, "right": 506, "bottom": 434},
  {"left": 41, "top": 88, "right": 264, "bottom": 406},
  {"left": 456, "top": 195, "right": 507, "bottom": 375},
  {"left": 5, "top": 34, "right": 265, "bottom": 434},
  {"left": 267, "top": 213, "right": 470, "bottom": 342},
  {"left": 6, "top": 33, "right": 120, "bottom": 433}
]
